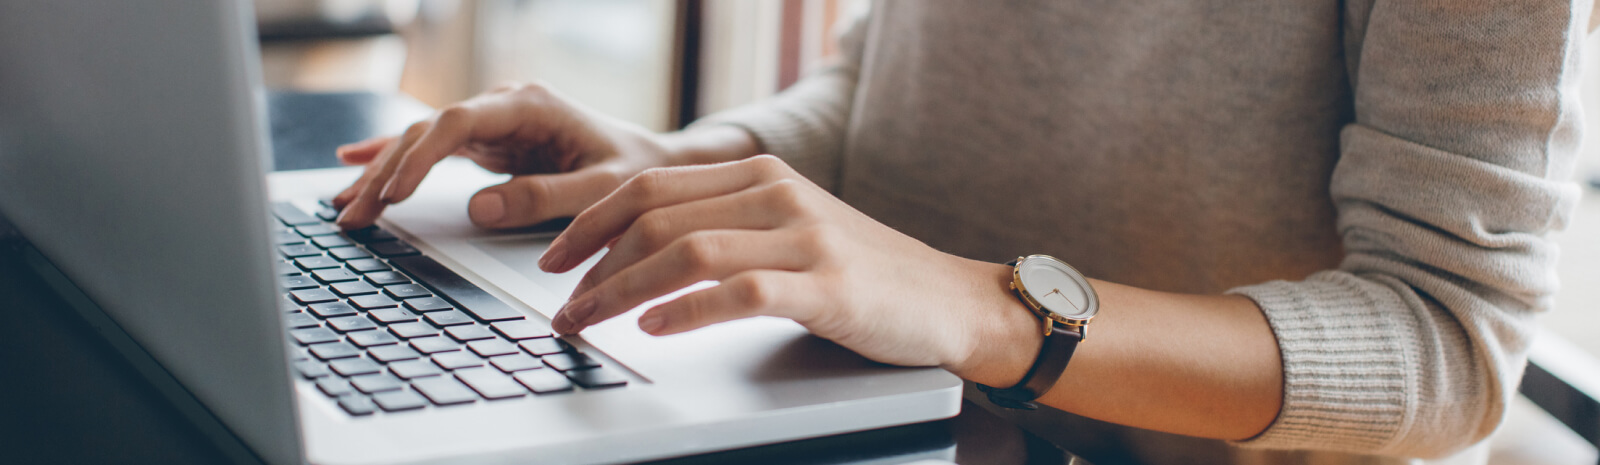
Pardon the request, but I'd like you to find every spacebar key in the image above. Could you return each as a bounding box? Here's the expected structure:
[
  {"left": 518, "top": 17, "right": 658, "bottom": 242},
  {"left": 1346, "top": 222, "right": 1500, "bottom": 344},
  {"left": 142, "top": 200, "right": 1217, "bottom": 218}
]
[{"left": 388, "top": 255, "right": 526, "bottom": 322}]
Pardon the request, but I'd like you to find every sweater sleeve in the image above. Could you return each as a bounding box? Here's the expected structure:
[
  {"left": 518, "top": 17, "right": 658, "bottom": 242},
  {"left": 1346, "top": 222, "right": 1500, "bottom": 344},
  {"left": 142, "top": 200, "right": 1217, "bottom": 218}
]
[
  {"left": 685, "top": 8, "right": 869, "bottom": 192},
  {"left": 1228, "top": 0, "right": 1586, "bottom": 457}
]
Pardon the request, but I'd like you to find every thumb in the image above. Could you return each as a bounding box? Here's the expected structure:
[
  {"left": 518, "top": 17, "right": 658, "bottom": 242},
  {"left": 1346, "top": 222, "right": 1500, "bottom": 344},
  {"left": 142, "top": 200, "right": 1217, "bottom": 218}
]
[{"left": 469, "top": 166, "right": 625, "bottom": 229}]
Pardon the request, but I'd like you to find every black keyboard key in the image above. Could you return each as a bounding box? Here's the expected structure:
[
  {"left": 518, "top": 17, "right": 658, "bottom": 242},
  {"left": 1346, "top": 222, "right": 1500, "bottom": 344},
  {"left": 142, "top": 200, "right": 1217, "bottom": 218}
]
[
  {"left": 345, "top": 258, "right": 391, "bottom": 274},
  {"left": 542, "top": 352, "right": 600, "bottom": 372},
  {"left": 314, "top": 207, "right": 340, "bottom": 222},
  {"left": 274, "top": 260, "right": 302, "bottom": 276},
  {"left": 514, "top": 370, "right": 574, "bottom": 394},
  {"left": 364, "top": 271, "right": 411, "bottom": 286},
  {"left": 312, "top": 268, "right": 360, "bottom": 284},
  {"left": 337, "top": 394, "right": 377, "bottom": 416},
  {"left": 327, "top": 316, "right": 378, "bottom": 333},
  {"left": 347, "top": 226, "right": 399, "bottom": 244},
  {"left": 329, "top": 358, "right": 382, "bottom": 377},
  {"left": 368, "top": 344, "right": 421, "bottom": 363},
  {"left": 279, "top": 275, "right": 319, "bottom": 290},
  {"left": 467, "top": 339, "right": 520, "bottom": 358},
  {"left": 389, "top": 360, "right": 444, "bottom": 379},
  {"left": 412, "top": 376, "right": 478, "bottom": 405},
  {"left": 290, "top": 288, "right": 339, "bottom": 305},
  {"left": 384, "top": 283, "right": 431, "bottom": 299},
  {"left": 350, "top": 294, "right": 400, "bottom": 309},
  {"left": 317, "top": 377, "right": 355, "bottom": 397},
  {"left": 295, "top": 224, "right": 339, "bottom": 237},
  {"left": 518, "top": 338, "right": 567, "bottom": 356},
  {"left": 388, "top": 322, "right": 439, "bottom": 339},
  {"left": 409, "top": 336, "right": 460, "bottom": 354},
  {"left": 368, "top": 241, "right": 420, "bottom": 258},
  {"left": 490, "top": 354, "right": 544, "bottom": 373},
  {"left": 425, "top": 310, "right": 474, "bottom": 327},
  {"left": 331, "top": 281, "right": 379, "bottom": 297},
  {"left": 347, "top": 329, "right": 400, "bottom": 348},
  {"left": 278, "top": 244, "right": 321, "bottom": 258},
  {"left": 308, "top": 302, "right": 359, "bottom": 318},
  {"left": 294, "top": 359, "right": 331, "bottom": 378},
  {"left": 350, "top": 373, "right": 405, "bottom": 394},
  {"left": 309, "top": 341, "right": 361, "bottom": 360},
  {"left": 294, "top": 256, "right": 341, "bottom": 270},
  {"left": 372, "top": 389, "right": 428, "bottom": 412},
  {"left": 284, "top": 312, "right": 319, "bottom": 329},
  {"left": 279, "top": 298, "right": 301, "bottom": 312},
  {"left": 444, "top": 325, "right": 495, "bottom": 342},
  {"left": 272, "top": 202, "right": 320, "bottom": 226},
  {"left": 566, "top": 367, "right": 629, "bottom": 389},
  {"left": 432, "top": 351, "right": 484, "bottom": 370},
  {"left": 492, "top": 320, "right": 553, "bottom": 340},
  {"left": 455, "top": 368, "right": 527, "bottom": 400},
  {"left": 312, "top": 235, "right": 354, "bottom": 249},
  {"left": 328, "top": 247, "right": 372, "bottom": 261},
  {"left": 274, "top": 229, "right": 307, "bottom": 245},
  {"left": 403, "top": 297, "right": 452, "bottom": 313},
  {"left": 368, "top": 308, "right": 420, "bottom": 324},
  {"left": 388, "top": 255, "right": 525, "bottom": 322},
  {"left": 291, "top": 327, "right": 340, "bottom": 345}
]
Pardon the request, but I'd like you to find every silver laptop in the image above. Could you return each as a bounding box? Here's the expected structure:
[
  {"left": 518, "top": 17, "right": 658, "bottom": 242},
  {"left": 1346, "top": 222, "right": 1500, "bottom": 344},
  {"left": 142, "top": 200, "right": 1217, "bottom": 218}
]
[{"left": 0, "top": 1, "right": 961, "bottom": 464}]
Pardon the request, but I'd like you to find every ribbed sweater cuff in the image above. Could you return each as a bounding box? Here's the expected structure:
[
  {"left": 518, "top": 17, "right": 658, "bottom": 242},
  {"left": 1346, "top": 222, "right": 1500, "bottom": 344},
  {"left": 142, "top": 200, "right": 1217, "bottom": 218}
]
[{"left": 1226, "top": 271, "right": 1412, "bottom": 452}]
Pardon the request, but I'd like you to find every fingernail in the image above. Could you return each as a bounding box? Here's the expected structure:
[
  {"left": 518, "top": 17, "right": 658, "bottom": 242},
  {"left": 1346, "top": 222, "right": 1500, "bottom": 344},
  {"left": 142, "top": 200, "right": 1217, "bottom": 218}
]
[
  {"left": 638, "top": 313, "right": 666, "bottom": 334},
  {"left": 469, "top": 192, "right": 505, "bottom": 225},
  {"left": 560, "top": 298, "right": 596, "bottom": 327},
  {"left": 539, "top": 239, "right": 566, "bottom": 271}
]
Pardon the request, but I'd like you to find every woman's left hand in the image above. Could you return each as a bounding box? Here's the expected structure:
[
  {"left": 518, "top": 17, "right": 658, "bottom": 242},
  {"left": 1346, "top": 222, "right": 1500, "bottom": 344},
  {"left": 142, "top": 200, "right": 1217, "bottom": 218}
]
[{"left": 539, "top": 155, "right": 1036, "bottom": 373}]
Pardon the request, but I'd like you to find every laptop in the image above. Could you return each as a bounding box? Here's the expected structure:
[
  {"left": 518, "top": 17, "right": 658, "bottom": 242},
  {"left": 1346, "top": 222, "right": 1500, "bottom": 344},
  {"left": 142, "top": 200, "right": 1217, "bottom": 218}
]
[{"left": 0, "top": 1, "right": 962, "bottom": 464}]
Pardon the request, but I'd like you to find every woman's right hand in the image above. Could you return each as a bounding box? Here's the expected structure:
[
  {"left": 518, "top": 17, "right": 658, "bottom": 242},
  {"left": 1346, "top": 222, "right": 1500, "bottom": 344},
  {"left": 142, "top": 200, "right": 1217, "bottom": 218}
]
[{"left": 331, "top": 82, "right": 677, "bottom": 230}]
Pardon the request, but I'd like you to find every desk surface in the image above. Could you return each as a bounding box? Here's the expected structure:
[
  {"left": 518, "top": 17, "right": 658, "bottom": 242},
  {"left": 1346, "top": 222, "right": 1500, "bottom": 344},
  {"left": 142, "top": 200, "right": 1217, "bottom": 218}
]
[{"left": 0, "top": 91, "right": 1092, "bottom": 465}]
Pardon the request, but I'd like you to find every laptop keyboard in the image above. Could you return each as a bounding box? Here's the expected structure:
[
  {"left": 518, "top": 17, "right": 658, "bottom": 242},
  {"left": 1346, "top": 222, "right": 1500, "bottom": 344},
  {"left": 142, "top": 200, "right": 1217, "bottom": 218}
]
[{"left": 271, "top": 201, "right": 627, "bottom": 416}]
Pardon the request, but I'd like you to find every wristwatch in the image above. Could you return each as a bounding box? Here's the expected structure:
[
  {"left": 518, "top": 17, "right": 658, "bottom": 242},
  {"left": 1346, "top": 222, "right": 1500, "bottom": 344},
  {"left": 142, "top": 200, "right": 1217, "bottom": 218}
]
[{"left": 976, "top": 254, "right": 1099, "bottom": 410}]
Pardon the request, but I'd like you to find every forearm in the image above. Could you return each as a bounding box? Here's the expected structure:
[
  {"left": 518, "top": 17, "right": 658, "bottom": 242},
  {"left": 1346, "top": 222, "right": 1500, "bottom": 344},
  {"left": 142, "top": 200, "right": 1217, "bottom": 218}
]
[
  {"left": 656, "top": 125, "right": 762, "bottom": 167},
  {"left": 946, "top": 260, "right": 1283, "bottom": 441}
]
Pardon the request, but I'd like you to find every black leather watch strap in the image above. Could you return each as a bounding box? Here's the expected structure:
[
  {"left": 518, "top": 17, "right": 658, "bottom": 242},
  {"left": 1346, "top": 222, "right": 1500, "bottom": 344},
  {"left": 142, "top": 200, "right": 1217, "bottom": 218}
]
[{"left": 976, "top": 324, "right": 1082, "bottom": 410}]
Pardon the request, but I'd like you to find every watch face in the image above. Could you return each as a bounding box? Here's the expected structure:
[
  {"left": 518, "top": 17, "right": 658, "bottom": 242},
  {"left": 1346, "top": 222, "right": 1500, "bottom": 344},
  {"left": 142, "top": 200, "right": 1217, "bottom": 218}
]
[{"left": 1016, "top": 256, "right": 1097, "bottom": 320}]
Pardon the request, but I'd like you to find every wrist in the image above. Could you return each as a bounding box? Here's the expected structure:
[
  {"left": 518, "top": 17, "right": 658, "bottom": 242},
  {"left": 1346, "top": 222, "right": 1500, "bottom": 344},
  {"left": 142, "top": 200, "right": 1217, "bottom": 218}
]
[
  {"left": 942, "top": 260, "right": 1046, "bottom": 389},
  {"left": 656, "top": 125, "right": 762, "bottom": 167}
]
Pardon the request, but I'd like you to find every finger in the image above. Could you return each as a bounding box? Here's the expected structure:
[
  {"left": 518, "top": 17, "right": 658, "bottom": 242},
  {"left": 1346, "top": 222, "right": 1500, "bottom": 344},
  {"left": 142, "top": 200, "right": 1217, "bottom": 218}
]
[
  {"left": 469, "top": 166, "right": 625, "bottom": 229},
  {"left": 331, "top": 123, "right": 426, "bottom": 215},
  {"left": 378, "top": 93, "right": 561, "bottom": 204},
  {"left": 568, "top": 184, "right": 801, "bottom": 297},
  {"left": 553, "top": 229, "right": 813, "bottom": 334},
  {"left": 637, "top": 270, "right": 815, "bottom": 336},
  {"left": 335, "top": 123, "right": 430, "bottom": 228},
  {"left": 335, "top": 135, "right": 397, "bottom": 165},
  {"left": 541, "top": 155, "right": 793, "bottom": 273}
]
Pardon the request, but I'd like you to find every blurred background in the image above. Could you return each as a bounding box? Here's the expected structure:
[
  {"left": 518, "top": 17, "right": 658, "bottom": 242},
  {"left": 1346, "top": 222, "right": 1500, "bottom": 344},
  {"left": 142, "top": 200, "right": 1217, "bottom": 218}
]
[
  {"left": 255, "top": 0, "right": 865, "bottom": 132},
  {"left": 252, "top": 2, "right": 1600, "bottom": 462}
]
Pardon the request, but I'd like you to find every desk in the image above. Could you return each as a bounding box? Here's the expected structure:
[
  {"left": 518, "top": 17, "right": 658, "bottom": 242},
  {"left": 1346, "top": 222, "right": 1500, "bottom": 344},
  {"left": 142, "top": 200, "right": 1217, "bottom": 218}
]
[{"left": 0, "top": 92, "right": 1091, "bottom": 464}]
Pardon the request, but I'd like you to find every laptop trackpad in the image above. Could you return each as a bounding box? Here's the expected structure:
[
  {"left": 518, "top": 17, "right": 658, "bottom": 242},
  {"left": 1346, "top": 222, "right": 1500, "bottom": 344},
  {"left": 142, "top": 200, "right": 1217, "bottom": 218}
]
[{"left": 468, "top": 233, "right": 592, "bottom": 299}]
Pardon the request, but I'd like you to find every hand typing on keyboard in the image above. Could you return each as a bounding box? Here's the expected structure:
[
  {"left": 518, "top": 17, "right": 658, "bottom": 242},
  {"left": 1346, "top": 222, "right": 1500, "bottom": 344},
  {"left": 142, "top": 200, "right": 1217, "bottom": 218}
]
[
  {"left": 538, "top": 155, "right": 1034, "bottom": 376},
  {"left": 328, "top": 82, "right": 753, "bottom": 232}
]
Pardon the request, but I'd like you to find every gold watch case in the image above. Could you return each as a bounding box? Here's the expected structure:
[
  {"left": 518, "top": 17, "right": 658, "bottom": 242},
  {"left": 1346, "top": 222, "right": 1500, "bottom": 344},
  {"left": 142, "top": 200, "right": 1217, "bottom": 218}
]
[{"left": 1009, "top": 255, "right": 1099, "bottom": 339}]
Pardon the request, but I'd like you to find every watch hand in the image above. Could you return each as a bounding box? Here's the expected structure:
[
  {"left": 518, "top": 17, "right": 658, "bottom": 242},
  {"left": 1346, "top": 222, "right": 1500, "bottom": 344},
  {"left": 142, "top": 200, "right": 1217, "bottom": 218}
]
[{"left": 1044, "top": 288, "right": 1082, "bottom": 312}]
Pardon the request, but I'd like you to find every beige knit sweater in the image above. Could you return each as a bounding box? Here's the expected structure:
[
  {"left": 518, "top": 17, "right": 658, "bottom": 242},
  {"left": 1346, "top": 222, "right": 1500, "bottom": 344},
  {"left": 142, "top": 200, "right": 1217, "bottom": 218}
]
[{"left": 694, "top": 0, "right": 1587, "bottom": 463}]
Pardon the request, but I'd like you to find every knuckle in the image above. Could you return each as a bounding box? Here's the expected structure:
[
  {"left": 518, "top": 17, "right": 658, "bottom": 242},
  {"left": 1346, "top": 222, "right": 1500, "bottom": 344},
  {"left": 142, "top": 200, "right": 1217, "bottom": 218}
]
[
  {"left": 677, "top": 232, "right": 722, "bottom": 273},
  {"left": 511, "top": 81, "right": 552, "bottom": 99},
  {"left": 796, "top": 225, "right": 835, "bottom": 258},
  {"left": 633, "top": 210, "right": 674, "bottom": 248},
  {"left": 434, "top": 106, "right": 470, "bottom": 127},
  {"left": 402, "top": 120, "right": 431, "bottom": 139},
  {"left": 628, "top": 168, "right": 671, "bottom": 198},
  {"left": 734, "top": 274, "right": 776, "bottom": 310}
]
